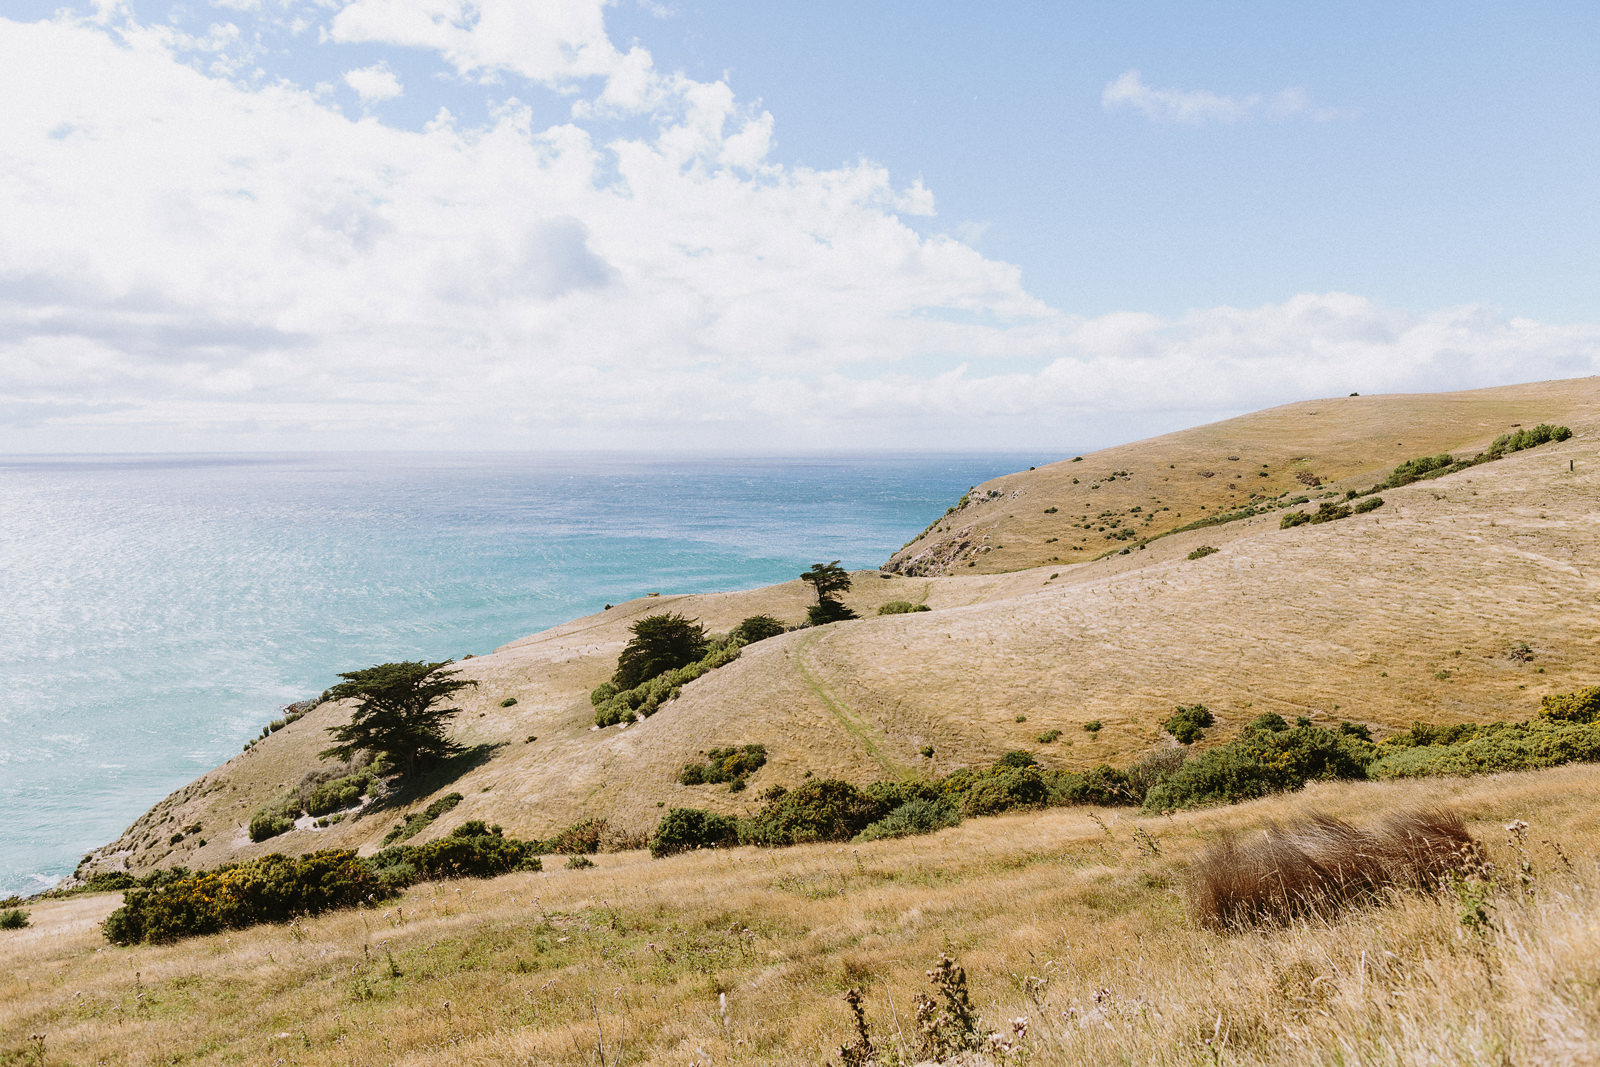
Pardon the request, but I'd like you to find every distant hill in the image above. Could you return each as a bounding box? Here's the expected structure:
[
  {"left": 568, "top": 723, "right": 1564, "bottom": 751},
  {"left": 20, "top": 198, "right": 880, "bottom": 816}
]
[{"left": 76, "top": 377, "right": 1599, "bottom": 883}]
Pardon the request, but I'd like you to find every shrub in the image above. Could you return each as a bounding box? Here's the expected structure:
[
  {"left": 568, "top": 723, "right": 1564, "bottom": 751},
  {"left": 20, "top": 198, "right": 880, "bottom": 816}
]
[
  {"left": 1187, "top": 809, "right": 1478, "bottom": 929},
  {"left": 104, "top": 850, "right": 385, "bottom": 945},
  {"left": 593, "top": 640, "right": 744, "bottom": 726},
  {"left": 854, "top": 797, "right": 961, "bottom": 842},
  {"left": 1384, "top": 453, "right": 1456, "bottom": 488},
  {"left": 1050, "top": 764, "right": 1135, "bottom": 806},
  {"left": 1485, "top": 423, "right": 1571, "bottom": 458},
  {"left": 993, "top": 750, "right": 1037, "bottom": 770},
  {"left": 1163, "top": 704, "right": 1215, "bottom": 745},
  {"left": 367, "top": 823, "right": 543, "bottom": 886},
  {"left": 1036, "top": 728, "right": 1062, "bottom": 744},
  {"left": 1539, "top": 685, "right": 1600, "bottom": 724},
  {"left": 650, "top": 807, "right": 740, "bottom": 858},
  {"left": 1368, "top": 717, "right": 1600, "bottom": 778},
  {"left": 248, "top": 810, "right": 295, "bottom": 843},
  {"left": 499, "top": 697, "right": 518, "bottom": 707},
  {"left": 1083, "top": 721, "right": 1102, "bottom": 733},
  {"left": 1308, "top": 502, "right": 1352, "bottom": 524},
  {"left": 877, "top": 601, "right": 931, "bottom": 615},
  {"left": 382, "top": 792, "right": 463, "bottom": 845},
  {"left": 0, "top": 908, "right": 29, "bottom": 929},
  {"left": 613, "top": 613, "right": 709, "bottom": 690},
  {"left": 730, "top": 614, "right": 786, "bottom": 644},
  {"left": 956, "top": 764, "right": 1051, "bottom": 817},
  {"left": 546, "top": 817, "right": 607, "bottom": 854},
  {"left": 305, "top": 772, "right": 372, "bottom": 817},
  {"left": 1186, "top": 545, "right": 1219, "bottom": 560},
  {"left": 678, "top": 744, "right": 768, "bottom": 786},
  {"left": 565, "top": 855, "right": 595, "bottom": 870},
  {"left": 589, "top": 681, "right": 618, "bottom": 706},
  {"left": 740, "top": 780, "right": 884, "bottom": 846},
  {"left": 1123, "top": 745, "right": 1189, "bottom": 803},
  {"left": 1141, "top": 722, "right": 1373, "bottom": 811},
  {"left": 1352, "top": 496, "right": 1385, "bottom": 514}
]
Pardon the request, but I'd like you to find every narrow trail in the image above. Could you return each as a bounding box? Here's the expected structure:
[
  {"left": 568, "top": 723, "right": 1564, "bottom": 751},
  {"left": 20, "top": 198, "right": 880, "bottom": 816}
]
[{"left": 792, "top": 633, "right": 904, "bottom": 779}]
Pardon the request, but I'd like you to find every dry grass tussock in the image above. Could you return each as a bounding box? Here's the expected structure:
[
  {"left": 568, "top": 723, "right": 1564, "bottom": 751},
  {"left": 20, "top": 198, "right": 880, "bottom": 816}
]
[
  {"left": 1188, "top": 807, "right": 1480, "bottom": 929},
  {"left": 4, "top": 767, "right": 1600, "bottom": 1065}
]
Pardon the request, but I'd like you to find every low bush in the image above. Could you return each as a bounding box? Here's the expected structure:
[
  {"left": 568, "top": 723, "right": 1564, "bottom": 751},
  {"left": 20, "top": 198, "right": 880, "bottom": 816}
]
[
  {"left": 957, "top": 764, "right": 1051, "bottom": 817},
  {"left": 1036, "top": 728, "right": 1062, "bottom": 743},
  {"left": 1141, "top": 720, "right": 1373, "bottom": 811},
  {"left": 678, "top": 744, "right": 768, "bottom": 786},
  {"left": 740, "top": 779, "right": 884, "bottom": 846},
  {"left": 367, "top": 822, "right": 542, "bottom": 887},
  {"left": 877, "top": 600, "right": 932, "bottom": 615},
  {"left": 1384, "top": 453, "right": 1457, "bottom": 488},
  {"left": 0, "top": 908, "right": 29, "bottom": 929},
  {"left": 1352, "top": 496, "right": 1385, "bottom": 514},
  {"left": 1163, "top": 703, "right": 1215, "bottom": 744},
  {"left": 1187, "top": 809, "right": 1478, "bottom": 929},
  {"left": 305, "top": 771, "right": 372, "bottom": 817},
  {"left": 1186, "top": 545, "right": 1219, "bottom": 560},
  {"left": 1050, "top": 764, "right": 1135, "bottom": 806},
  {"left": 565, "top": 855, "right": 595, "bottom": 870},
  {"left": 382, "top": 792, "right": 463, "bottom": 845},
  {"left": 854, "top": 797, "right": 961, "bottom": 842},
  {"left": 1485, "top": 423, "right": 1571, "bottom": 457},
  {"left": 1539, "top": 685, "right": 1600, "bottom": 724},
  {"left": 1369, "top": 717, "right": 1600, "bottom": 778},
  {"left": 806, "top": 599, "right": 859, "bottom": 626},
  {"left": 104, "top": 850, "right": 385, "bottom": 946},
  {"left": 499, "top": 697, "right": 518, "bottom": 707},
  {"left": 546, "top": 817, "right": 606, "bottom": 854},
  {"left": 248, "top": 810, "right": 295, "bottom": 843},
  {"left": 650, "top": 807, "right": 740, "bottom": 858},
  {"left": 730, "top": 614, "right": 786, "bottom": 644}
]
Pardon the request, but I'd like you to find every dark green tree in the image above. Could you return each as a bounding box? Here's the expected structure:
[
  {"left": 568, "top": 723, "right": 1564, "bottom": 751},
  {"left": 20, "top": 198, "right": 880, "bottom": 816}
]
[
  {"left": 730, "top": 614, "right": 786, "bottom": 645},
  {"left": 321, "top": 661, "right": 475, "bottom": 778},
  {"left": 801, "top": 560, "right": 857, "bottom": 625},
  {"left": 612, "top": 613, "right": 709, "bottom": 690}
]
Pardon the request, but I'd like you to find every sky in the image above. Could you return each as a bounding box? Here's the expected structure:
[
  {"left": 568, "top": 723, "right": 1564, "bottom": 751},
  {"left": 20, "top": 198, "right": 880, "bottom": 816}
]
[{"left": 2, "top": 1, "right": 1597, "bottom": 453}]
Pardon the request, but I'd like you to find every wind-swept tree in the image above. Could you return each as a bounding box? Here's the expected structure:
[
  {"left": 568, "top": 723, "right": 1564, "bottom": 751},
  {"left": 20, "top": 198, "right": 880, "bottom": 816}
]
[
  {"left": 613, "top": 613, "right": 709, "bottom": 690},
  {"left": 801, "top": 560, "right": 857, "bottom": 625},
  {"left": 321, "top": 661, "right": 476, "bottom": 778}
]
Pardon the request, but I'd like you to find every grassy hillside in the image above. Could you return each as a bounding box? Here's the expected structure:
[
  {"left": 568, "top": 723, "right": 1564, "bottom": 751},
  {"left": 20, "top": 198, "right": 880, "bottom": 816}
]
[
  {"left": 887, "top": 376, "right": 1600, "bottom": 575},
  {"left": 72, "top": 377, "right": 1599, "bottom": 885},
  {"left": 6, "top": 767, "right": 1599, "bottom": 1065}
]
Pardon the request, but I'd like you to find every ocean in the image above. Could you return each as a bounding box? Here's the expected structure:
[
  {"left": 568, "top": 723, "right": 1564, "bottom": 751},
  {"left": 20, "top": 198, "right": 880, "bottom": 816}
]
[{"left": 0, "top": 451, "right": 1051, "bottom": 896}]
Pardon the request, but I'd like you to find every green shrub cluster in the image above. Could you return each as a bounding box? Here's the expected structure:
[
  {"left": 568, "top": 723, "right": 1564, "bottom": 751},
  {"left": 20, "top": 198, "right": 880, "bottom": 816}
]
[
  {"left": 650, "top": 807, "right": 740, "bottom": 858},
  {"left": 248, "top": 799, "right": 301, "bottom": 842},
  {"left": 877, "top": 600, "right": 932, "bottom": 615},
  {"left": 544, "top": 817, "right": 607, "bottom": 854},
  {"left": 105, "top": 822, "right": 545, "bottom": 945},
  {"left": 1384, "top": 453, "right": 1459, "bottom": 488},
  {"left": 854, "top": 796, "right": 960, "bottom": 842},
  {"left": 1281, "top": 502, "right": 1352, "bottom": 528},
  {"left": 1141, "top": 716, "right": 1374, "bottom": 811},
  {"left": 103, "top": 850, "right": 384, "bottom": 945},
  {"left": 1369, "top": 717, "right": 1600, "bottom": 779},
  {"left": 612, "top": 613, "right": 710, "bottom": 690},
  {"left": 1366, "top": 425, "right": 1571, "bottom": 495},
  {"left": 365, "top": 822, "right": 543, "bottom": 889},
  {"left": 1186, "top": 545, "right": 1219, "bottom": 560},
  {"left": 740, "top": 779, "right": 887, "bottom": 846},
  {"left": 1539, "top": 685, "right": 1600, "bottom": 723},
  {"left": 678, "top": 744, "right": 767, "bottom": 787},
  {"left": 593, "top": 640, "right": 744, "bottom": 727},
  {"left": 1486, "top": 423, "right": 1572, "bottom": 457},
  {"left": 382, "top": 792, "right": 463, "bottom": 845},
  {"left": 0, "top": 908, "right": 29, "bottom": 929},
  {"left": 305, "top": 771, "right": 374, "bottom": 817},
  {"left": 1352, "top": 496, "right": 1385, "bottom": 514},
  {"left": 1163, "top": 703, "right": 1215, "bottom": 744}
]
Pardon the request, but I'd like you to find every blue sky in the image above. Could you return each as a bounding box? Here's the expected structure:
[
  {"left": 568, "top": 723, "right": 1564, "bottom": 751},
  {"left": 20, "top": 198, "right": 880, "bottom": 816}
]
[{"left": 1, "top": 1, "right": 1597, "bottom": 451}]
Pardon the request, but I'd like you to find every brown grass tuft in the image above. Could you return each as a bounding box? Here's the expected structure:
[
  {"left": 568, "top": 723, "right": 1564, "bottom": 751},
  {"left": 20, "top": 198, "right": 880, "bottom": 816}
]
[{"left": 1188, "top": 807, "right": 1479, "bottom": 929}]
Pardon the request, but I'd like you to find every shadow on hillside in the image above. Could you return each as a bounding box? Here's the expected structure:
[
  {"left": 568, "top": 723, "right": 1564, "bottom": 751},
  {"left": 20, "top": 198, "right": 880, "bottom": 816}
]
[{"left": 364, "top": 742, "right": 504, "bottom": 814}]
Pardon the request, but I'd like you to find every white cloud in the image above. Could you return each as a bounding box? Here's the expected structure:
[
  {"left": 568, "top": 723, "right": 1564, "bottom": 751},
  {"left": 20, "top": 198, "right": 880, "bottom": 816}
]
[
  {"left": 1102, "top": 69, "right": 1347, "bottom": 125},
  {"left": 0, "top": 13, "right": 1589, "bottom": 454},
  {"left": 343, "top": 61, "right": 402, "bottom": 102}
]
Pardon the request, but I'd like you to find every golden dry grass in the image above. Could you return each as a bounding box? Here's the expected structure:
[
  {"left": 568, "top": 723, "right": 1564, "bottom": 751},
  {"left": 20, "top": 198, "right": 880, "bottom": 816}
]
[
  {"left": 7, "top": 767, "right": 1600, "bottom": 1065},
  {"left": 79, "top": 377, "right": 1600, "bottom": 881}
]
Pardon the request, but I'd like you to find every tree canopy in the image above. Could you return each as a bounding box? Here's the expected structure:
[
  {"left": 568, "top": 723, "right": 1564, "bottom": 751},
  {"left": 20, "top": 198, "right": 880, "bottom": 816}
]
[
  {"left": 612, "top": 613, "right": 709, "bottom": 690},
  {"left": 801, "top": 561, "right": 857, "bottom": 625},
  {"left": 321, "top": 660, "right": 475, "bottom": 778}
]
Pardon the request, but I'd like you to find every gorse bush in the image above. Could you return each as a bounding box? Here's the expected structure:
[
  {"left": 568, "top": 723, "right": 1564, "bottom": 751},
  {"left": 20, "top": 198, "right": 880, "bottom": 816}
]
[
  {"left": 1539, "top": 685, "right": 1600, "bottom": 724},
  {"left": 382, "top": 792, "right": 462, "bottom": 845},
  {"left": 1369, "top": 717, "right": 1600, "bottom": 779},
  {"left": 1384, "top": 453, "right": 1458, "bottom": 488},
  {"left": 877, "top": 600, "right": 932, "bottom": 615},
  {"left": 248, "top": 809, "right": 295, "bottom": 843},
  {"left": 650, "top": 807, "right": 740, "bottom": 858},
  {"left": 544, "top": 817, "right": 608, "bottom": 854},
  {"left": 678, "top": 744, "right": 767, "bottom": 786},
  {"left": 853, "top": 796, "right": 960, "bottom": 842},
  {"left": 740, "top": 779, "right": 885, "bottom": 846},
  {"left": 1142, "top": 718, "right": 1374, "bottom": 812},
  {"left": 0, "top": 908, "right": 29, "bottom": 929},
  {"left": 1163, "top": 703, "right": 1214, "bottom": 744},
  {"left": 1486, "top": 423, "right": 1571, "bottom": 457},
  {"left": 305, "top": 771, "right": 373, "bottom": 817},
  {"left": 366, "top": 822, "right": 542, "bottom": 888},
  {"left": 1352, "top": 496, "right": 1385, "bottom": 514},
  {"left": 1186, "top": 545, "right": 1219, "bottom": 560}
]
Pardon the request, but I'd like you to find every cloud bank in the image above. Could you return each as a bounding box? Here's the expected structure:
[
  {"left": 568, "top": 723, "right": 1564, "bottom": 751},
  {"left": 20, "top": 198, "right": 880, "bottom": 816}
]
[
  {"left": 0, "top": 7, "right": 1592, "bottom": 452},
  {"left": 1101, "top": 69, "right": 1348, "bottom": 125}
]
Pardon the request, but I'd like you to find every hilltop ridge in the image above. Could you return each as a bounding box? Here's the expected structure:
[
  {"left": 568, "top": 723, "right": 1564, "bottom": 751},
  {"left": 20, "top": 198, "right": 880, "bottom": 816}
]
[{"left": 74, "top": 376, "right": 1600, "bottom": 885}]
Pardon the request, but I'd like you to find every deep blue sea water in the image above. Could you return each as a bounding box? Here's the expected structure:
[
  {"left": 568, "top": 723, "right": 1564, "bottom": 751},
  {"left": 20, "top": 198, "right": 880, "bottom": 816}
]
[{"left": 0, "top": 451, "right": 1051, "bottom": 896}]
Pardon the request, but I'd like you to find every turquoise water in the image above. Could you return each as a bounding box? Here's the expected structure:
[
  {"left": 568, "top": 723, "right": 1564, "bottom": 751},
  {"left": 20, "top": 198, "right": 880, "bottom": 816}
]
[{"left": 0, "top": 452, "right": 1049, "bottom": 896}]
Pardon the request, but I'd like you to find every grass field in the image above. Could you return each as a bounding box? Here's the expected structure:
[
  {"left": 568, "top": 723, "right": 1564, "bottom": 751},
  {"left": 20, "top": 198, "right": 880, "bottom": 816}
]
[{"left": 5, "top": 766, "right": 1599, "bottom": 1064}]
